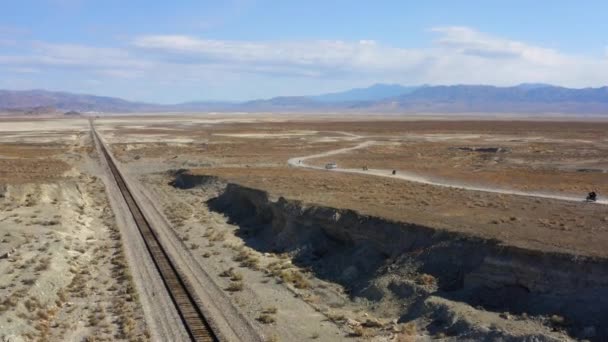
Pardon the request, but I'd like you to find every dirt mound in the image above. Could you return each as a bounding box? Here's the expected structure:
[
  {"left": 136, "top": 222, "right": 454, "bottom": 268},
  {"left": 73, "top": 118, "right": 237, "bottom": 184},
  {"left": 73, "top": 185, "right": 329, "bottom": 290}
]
[{"left": 203, "top": 181, "right": 608, "bottom": 341}]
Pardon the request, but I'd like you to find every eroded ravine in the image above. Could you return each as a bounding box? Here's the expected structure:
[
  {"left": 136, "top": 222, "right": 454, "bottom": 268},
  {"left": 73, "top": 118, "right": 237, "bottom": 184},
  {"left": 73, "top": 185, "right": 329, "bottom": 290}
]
[{"left": 172, "top": 170, "right": 608, "bottom": 341}]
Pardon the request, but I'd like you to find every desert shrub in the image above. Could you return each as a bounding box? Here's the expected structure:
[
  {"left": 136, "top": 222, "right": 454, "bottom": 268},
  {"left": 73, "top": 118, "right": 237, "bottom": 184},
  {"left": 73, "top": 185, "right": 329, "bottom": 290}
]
[
  {"left": 262, "top": 306, "right": 277, "bottom": 314},
  {"left": 225, "top": 282, "right": 243, "bottom": 292},
  {"left": 351, "top": 326, "right": 366, "bottom": 337},
  {"left": 416, "top": 273, "right": 436, "bottom": 286},
  {"left": 278, "top": 269, "right": 310, "bottom": 289},
  {"left": 326, "top": 312, "right": 346, "bottom": 323},
  {"left": 257, "top": 314, "right": 275, "bottom": 324},
  {"left": 233, "top": 250, "right": 260, "bottom": 270}
]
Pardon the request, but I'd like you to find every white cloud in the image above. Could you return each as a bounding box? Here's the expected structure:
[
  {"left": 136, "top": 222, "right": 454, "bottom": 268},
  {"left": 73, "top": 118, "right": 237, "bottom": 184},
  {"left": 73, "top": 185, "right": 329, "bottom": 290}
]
[
  {"left": 0, "top": 42, "right": 154, "bottom": 79},
  {"left": 31, "top": 42, "right": 151, "bottom": 69},
  {"left": 132, "top": 35, "right": 427, "bottom": 75},
  {"left": 0, "top": 42, "right": 152, "bottom": 71},
  {"left": 129, "top": 29, "right": 608, "bottom": 87},
  {"left": 430, "top": 26, "right": 566, "bottom": 66},
  {"left": 426, "top": 27, "right": 608, "bottom": 86},
  {"left": 1, "top": 26, "right": 607, "bottom": 92}
]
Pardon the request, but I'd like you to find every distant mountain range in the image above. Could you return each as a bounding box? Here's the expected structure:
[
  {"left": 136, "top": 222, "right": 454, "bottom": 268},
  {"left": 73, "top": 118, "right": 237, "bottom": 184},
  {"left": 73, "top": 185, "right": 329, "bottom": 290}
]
[
  {"left": 1, "top": 84, "right": 607, "bottom": 114},
  {"left": 0, "top": 89, "right": 157, "bottom": 113},
  {"left": 310, "top": 83, "right": 421, "bottom": 103}
]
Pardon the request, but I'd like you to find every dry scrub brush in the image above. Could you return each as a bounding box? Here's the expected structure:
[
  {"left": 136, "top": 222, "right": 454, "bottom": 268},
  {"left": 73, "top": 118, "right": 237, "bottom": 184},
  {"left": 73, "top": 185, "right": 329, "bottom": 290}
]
[
  {"left": 219, "top": 267, "right": 243, "bottom": 281},
  {"left": 225, "top": 282, "right": 244, "bottom": 292},
  {"left": 233, "top": 250, "right": 260, "bottom": 270},
  {"left": 257, "top": 314, "right": 275, "bottom": 324}
]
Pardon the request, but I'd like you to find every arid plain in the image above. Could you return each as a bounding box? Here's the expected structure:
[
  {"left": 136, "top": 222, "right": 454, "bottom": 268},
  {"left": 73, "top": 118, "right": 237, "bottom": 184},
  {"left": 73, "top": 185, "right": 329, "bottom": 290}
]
[{"left": 1, "top": 115, "right": 608, "bottom": 341}]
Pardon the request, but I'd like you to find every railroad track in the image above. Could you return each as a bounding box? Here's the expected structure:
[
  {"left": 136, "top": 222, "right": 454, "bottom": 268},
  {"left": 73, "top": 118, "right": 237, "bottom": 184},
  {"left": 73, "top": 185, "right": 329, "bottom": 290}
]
[{"left": 91, "top": 122, "right": 218, "bottom": 342}]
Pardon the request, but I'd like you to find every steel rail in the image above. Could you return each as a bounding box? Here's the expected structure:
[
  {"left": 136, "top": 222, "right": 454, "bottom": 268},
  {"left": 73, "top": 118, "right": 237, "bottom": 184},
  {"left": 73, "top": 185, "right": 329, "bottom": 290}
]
[{"left": 91, "top": 122, "right": 218, "bottom": 342}]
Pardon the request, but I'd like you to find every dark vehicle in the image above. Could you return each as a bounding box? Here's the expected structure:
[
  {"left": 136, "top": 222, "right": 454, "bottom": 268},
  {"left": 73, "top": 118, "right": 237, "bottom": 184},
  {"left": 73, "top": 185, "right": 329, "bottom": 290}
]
[{"left": 586, "top": 191, "right": 597, "bottom": 202}]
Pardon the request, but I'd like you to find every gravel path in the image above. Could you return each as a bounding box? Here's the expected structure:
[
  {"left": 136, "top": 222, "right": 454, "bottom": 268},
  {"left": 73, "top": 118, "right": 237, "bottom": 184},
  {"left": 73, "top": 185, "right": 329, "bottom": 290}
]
[{"left": 288, "top": 141, "right": 608, "bottom": 205}]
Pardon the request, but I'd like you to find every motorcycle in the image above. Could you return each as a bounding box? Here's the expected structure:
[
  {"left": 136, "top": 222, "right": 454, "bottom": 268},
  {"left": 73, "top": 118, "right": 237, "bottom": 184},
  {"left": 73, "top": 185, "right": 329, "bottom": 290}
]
[{"left": 586, "top": 192, "right": 597, "bottom": 202}]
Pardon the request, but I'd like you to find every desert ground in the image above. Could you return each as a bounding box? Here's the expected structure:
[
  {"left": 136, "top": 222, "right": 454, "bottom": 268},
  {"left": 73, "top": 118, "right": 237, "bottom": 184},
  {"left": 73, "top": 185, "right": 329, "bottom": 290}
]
[
  {"left": 2, "top": 114, "right": 608, "bottom": 341},
  {"left": 0, "top": 119, "right": 149, "bottom": 341}
]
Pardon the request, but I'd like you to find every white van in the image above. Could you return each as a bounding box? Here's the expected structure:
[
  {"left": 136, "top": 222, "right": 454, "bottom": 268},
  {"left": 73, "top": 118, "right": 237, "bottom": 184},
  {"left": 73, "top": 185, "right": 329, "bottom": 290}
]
[{"left": 325, "top": 162, "right": 337, "bottom": 170}]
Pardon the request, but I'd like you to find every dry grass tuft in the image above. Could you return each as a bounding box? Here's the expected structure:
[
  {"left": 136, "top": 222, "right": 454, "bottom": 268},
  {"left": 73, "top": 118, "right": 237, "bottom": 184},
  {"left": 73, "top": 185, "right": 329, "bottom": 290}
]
[
  {"left": 261, "top": 306, "right": 277, "bottom": 314},
  {"left": 351, "top": 325, "right": 367, "bottom": 337},
  {"left": 34, "top": 257, "right": 51, "bottom": 272},
  {"left": 404, "top": 322, "right": 417, "bottom": 333},
  {"left": 326, "top": 312, "right": 346, "bottom": 323},
  {"left": 225, "top": 282, "right": 244, "bottom": 292},
  {"left": 233, "top": 250, "right": 260, "bottom": 270},
  {"left": 220, "top": 267, "right": 244, "bottom": 281},
  {"left": 257, "top": 313, "right": 276, "bottom": 324},
  {"left": 277, "top": 269, "right": 311, "bottom": 289},
  {"left": 209, "top": 231, "right": 226, "bottom": 242},
  {"left": 416, "top": 273, "right": 436, "bottom": 286}
]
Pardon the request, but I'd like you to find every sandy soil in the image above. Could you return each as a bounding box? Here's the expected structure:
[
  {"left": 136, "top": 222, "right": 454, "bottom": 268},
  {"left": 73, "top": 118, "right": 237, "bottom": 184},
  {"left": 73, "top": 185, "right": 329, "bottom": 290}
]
[
  {"left": 0, "top": 124, "right": 148, "bottom": 341},
  {"left": 288, "top": 141, "right": 608, "bottom": 205},
  {"left": 194, "top": 167, "right": 608, "bottom": 258},
  {"left": 308, "top": 136, "right": 608, "bottom": 196},
  {"left": 87, "top": 115, "right": 607, "bottom": 341},
  {"left": 5, "top": 115, "right": 606, "bottom": 341},
  {"left": 91, "top": 116, "right": 608, "bottom": 258},
  {"left": 138, "top": 173, "right": 353, "bottom": 341},
  {"left": 101, "top": 118, "right": 608, "bottom": 196}
]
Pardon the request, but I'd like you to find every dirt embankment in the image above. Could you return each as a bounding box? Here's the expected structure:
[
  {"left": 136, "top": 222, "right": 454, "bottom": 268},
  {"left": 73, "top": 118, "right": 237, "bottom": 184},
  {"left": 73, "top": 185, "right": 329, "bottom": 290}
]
[
  {"left": 172, "top": 170, "right": 607, "bottom": 341},
  {"left": 192, "top": 167, "right": 608, "bottom": 259}
]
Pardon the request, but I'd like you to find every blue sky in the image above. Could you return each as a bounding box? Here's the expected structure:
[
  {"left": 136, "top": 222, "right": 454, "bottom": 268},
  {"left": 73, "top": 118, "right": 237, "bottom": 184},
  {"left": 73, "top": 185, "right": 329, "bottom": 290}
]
[{"left": 1, "top": 0, "right": 607, "bottom": 103}]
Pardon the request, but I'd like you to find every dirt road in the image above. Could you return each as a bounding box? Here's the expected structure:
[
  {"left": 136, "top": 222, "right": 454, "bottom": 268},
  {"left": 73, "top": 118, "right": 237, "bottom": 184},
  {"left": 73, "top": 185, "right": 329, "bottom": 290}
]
[{"left": 288, "top": 141, "right": 608, "bottom": 205}]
